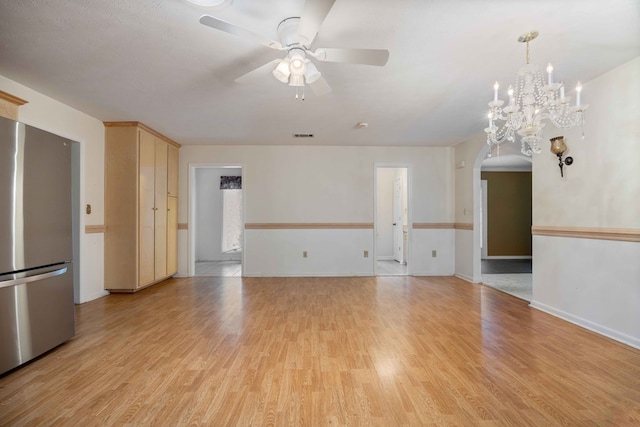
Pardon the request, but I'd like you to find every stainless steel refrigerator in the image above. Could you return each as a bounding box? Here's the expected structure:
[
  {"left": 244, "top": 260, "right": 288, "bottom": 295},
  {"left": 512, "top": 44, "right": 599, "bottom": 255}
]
[{"left": 0, "top": 115, "right": 76, "bottom": 375}]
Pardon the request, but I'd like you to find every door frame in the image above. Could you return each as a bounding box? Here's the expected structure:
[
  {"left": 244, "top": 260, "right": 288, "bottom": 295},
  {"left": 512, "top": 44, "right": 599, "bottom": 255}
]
[
  {"left": 481, "top": 179, "right": 488, "bottom": 259},
  {"left": 392, "top": 175, "right": 404, "bottom": 264},
  {"left": 188, "top": 163, "right": 245, "bottom": 277},
  {"left": 374, "top": 164, "right": 412, "bottom": 276}
]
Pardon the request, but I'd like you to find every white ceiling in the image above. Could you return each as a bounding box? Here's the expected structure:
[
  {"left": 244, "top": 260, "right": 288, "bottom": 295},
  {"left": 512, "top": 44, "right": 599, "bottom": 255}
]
[{"left": 0, "top": 0, "right": 638, "bottom": 147}]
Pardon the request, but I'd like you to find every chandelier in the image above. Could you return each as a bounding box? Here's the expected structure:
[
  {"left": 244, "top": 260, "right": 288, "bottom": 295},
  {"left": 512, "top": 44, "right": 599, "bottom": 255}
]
[{"left": 485, "top": 31, "right": 588, "bottom": 156}]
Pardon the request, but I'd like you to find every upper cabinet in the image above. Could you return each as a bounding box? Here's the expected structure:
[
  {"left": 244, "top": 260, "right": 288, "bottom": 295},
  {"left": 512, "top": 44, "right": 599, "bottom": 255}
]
[
  {"left": 168, "top": 144, "right": 179, "bottom": 197},
  {"left": 0, "top": 90, "right": 28, "bottom": 121},
  {"left": 104, "top": 122, "right": 180, "bottom": 292}
]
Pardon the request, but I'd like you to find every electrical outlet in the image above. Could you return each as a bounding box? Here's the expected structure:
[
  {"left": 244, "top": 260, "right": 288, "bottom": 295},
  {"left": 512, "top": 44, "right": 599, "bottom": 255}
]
[
  {"left": 303, "top": 251, "right": 307, "bottom": 258},
  {"left": 364, "top": 250, "right": 368, "bottom": 258},
  {"left": 432, "top": 250, "right": 437, "bottom": 258}
]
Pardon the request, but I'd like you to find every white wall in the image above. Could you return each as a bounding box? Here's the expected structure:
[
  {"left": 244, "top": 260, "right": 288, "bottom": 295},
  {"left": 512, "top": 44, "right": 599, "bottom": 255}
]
[
  {"left": 179, "top": 146, "right": 455, "bottom": 277},
  {"left": 0, "top": 74, "right": 107, "bottom": 303},
  {"left": 454, "top": 56, "right": 640, "bottom": 348},
  {"left": 194, "top": 167, "right": 242, "bottom": 262},
  {"left": 453, "top": 133, "right": 485, "bottom": 282},
  {"left": 530, "top": 56, "right": 640, "bottom": 348},
  {"left": 246, "top": 229, "right": 373, "bottom": 276}
]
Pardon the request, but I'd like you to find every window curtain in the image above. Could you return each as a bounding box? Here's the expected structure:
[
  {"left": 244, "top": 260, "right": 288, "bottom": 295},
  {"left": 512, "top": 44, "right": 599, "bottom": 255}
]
[{"left": 220, "top": 176, "right": 241, "bottom": 190}]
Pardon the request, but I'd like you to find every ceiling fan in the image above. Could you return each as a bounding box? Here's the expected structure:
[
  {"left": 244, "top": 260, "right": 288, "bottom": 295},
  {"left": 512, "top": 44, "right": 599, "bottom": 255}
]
[{"left": 199, "top": 0, "right": 389, "bottom": 99}]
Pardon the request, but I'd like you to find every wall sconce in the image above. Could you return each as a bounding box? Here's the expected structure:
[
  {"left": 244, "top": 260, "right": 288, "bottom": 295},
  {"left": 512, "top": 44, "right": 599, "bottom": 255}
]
[{"left": 549, "top": 136, "right": 573, "bottom": 177}]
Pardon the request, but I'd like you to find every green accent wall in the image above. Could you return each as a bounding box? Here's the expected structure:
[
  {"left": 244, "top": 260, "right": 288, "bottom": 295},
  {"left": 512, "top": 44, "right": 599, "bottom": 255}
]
[{"left": 481, "top": 171, "right": 532, "bottom": 256}]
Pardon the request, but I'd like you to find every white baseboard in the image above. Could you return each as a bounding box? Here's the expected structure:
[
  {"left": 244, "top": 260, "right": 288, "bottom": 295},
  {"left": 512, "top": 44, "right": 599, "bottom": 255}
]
[
  {"left": 242, "top": 272, "right": 373, "bottom": 278},
  {"left": 412, "top": 270, "right": 455, "bottom": 277},
  {"left": 78, "top": 290, "right": 109, "bottom": 304},
  {"left": 530, "top": 300, "right": 640, "bottom": 350},
  {"left": 376, "top": 256, "right": 394, "bottom": 261},
  {"left": 454, "top": 273, "right": 475, "bottom": 283}
]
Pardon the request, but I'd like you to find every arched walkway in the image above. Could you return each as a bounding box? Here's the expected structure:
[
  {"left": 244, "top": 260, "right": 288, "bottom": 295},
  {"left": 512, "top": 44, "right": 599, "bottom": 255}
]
[{"left": 473, "top": 142, "right": 533, "bottom": 301}]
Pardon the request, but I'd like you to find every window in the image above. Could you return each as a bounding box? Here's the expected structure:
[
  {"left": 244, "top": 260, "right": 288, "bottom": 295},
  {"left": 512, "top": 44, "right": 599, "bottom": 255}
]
[{"left": 221, "top": 189, "right": 242, "bottom": 253}]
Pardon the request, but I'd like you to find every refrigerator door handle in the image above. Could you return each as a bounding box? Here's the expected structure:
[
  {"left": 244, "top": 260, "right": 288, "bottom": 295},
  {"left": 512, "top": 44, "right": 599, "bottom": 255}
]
[{"left": 0, "top": 267, "right": 68, "bottom": 290}]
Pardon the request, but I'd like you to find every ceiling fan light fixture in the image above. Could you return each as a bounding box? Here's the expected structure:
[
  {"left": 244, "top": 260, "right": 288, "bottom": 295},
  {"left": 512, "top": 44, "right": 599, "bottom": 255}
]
[
  {"left": 272, "top": 59, "right": 291, "bottom": 83},
  {"left": 304, "top": 60, "right": 321, "bottom": 84},
  {"left": 288, "top": 49, "right": 307, "bottom": 76},
  {"left": 289, "top": 74, "right": 305, "bottom": 87}
]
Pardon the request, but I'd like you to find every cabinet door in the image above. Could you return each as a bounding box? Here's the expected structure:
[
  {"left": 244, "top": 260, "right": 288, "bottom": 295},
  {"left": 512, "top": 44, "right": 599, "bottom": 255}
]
[
  {"left": 167, "top": 196, "right": 178, "bottom": 276},
  {"left": 138, "top": 131, "right": 156, "bottom": 286},
  {"left": 167, "top": 144, "right": 179, "bottom": 197},
  {"left": 154, "top": 139, "right": 168, "bottom": 280}
]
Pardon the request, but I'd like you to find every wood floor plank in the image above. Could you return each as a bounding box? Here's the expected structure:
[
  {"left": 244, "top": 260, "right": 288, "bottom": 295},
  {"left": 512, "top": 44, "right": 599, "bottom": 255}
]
[{"left": 1, "top": 275, "right": 639, "bottom": 426}]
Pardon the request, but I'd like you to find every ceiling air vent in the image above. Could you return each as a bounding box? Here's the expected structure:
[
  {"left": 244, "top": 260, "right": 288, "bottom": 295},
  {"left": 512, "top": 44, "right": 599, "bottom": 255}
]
[{"left": 293, "top": 133, "right": 314, "bottom": 138}]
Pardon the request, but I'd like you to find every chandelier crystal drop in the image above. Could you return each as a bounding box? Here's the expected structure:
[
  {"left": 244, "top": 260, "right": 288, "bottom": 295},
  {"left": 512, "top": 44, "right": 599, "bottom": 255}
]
[{"left": 485, "top": 31, "right": 588, "bottom": 156}]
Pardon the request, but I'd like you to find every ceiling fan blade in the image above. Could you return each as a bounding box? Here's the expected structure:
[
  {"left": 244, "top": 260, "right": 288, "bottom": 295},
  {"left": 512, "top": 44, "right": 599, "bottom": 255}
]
[
  {"left": 309, "top": 76, "right": 332, "bottom": 96},
  {"left": 234, "top": 59, "right": 281, "bottom": 84},
  {"left": 199, "top": 15, "right": 284, "bottom": 50},
  {"left": 296, "top": 0, "right": 337, "bottom": 46},
  {"left": 314, "top": 48, "right": 390, "bottom": 66}
]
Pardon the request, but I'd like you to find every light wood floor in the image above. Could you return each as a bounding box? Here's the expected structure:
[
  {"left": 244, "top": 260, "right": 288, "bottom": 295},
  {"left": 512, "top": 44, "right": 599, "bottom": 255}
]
[{"left": 1, "top": 276, "right": 639, "bottom": 426}]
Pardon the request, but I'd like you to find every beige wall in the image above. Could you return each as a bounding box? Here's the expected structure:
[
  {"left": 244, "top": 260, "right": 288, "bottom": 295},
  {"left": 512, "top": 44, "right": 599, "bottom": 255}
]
[
  {"left": 0, "top": 74, "right": 107, "bottom": 303},
  {"left": 179, "top": 145, "right": 455, "bottom": 225},
  {"left": 453, "top": 134, "right": 485, "bottom": 281},
  {"left": 531, "top": 56, "right": 640, "bottom": 347},
  {"left": 454, "top": 135, "right": 484, "bottom": 225},
  {"left": 533, "top": 56, "right": 640, "bottom": 229},
  {"left": 178, "top": 145, "right": 456, "bottom": 276},
  {"left": 454, "top": 56, "right": 640, "bottom": 347}
]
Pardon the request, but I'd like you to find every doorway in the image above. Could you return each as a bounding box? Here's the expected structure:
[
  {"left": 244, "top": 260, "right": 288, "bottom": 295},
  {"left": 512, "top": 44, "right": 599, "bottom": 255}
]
[
  {"left": 476, "top": 147, "right": 532, "bottom": 300},
  {"left": 192, "top": 166, "right": 243, "bottom": 277},
  {"left": 375, "top": 166, "right": 410, "bottom": 276}
]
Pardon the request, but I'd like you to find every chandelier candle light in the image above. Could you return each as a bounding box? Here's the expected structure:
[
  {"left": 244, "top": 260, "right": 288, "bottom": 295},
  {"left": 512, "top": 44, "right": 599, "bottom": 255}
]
[{"left": 485, "top": 31, "right": 588, "bottom": 156}]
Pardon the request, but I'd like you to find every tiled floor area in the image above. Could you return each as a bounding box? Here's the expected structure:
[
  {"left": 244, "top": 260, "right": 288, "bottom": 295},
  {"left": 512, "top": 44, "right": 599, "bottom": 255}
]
[
  {"left": 482, "top": 273, "right": 532, "bottom": 301},
  {"left": 376, "top": 259, "right": 408, "bottom": 276},
  {"left": 195, "top": 261, "right": 242, "bottom": 277},
  {"left": 481, "top": 259, "right": 532, "bottom": 301}
]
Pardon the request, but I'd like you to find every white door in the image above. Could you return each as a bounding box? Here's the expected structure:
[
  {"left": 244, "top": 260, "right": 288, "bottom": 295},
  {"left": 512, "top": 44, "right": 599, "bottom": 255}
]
[{"left": 393, "top": 176, "right": 404, "bottom": 263}]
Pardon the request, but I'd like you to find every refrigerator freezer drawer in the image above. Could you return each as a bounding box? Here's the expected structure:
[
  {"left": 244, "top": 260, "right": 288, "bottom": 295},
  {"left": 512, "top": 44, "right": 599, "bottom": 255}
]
[{"left": 0, "top": 264, "right": 75, "bottom": 375}]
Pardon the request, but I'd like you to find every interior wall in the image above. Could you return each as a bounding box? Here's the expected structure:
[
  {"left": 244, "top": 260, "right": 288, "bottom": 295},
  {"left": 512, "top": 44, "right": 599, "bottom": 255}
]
[
  {"left": 480, "top": 171, "right": 532, "bottom": 257},
  {"left": 0, "top": 74, "right": 107, "bottom": 303},
  {"left": 530, "top": 56, "right": 640, "bottom": 348},
  {"left": 455, "top": 56, "right": 640, "bottom": 348},
  {"left": 194, "top": 167, "right": 242, "bottom": 262},
  {"left": 180, "top": 146, "right": 455, "bottom": 277},
  {"left": 454, "top": 134, "right": 485, "bottom": 282}
]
